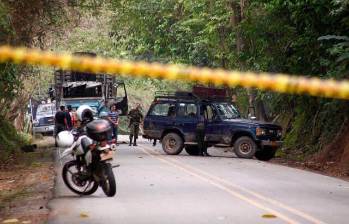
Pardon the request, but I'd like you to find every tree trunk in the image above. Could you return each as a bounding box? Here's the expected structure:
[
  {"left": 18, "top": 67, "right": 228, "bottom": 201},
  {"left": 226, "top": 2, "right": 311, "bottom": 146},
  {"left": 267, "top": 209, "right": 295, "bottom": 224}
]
[
  {"left": 255, "top": 99, "right": 268, "bottom": 121},
  {"left": 227, "top": 0, "right": 268, "bottom": 121},
  {"left": 228, "top": 0, "right": 254, "bottom": 117},
  {"left": 227, "top": 0, "right": 243, "bottom": 54},
  {"left": 218, "top": 26, "right": 228, "bottom": 68}
]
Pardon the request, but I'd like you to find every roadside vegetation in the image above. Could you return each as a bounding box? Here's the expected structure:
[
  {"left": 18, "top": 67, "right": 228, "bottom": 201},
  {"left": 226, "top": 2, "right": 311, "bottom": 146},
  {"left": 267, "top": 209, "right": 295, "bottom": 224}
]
[{"left": 0, "top": 0, "right": 69, "bottom": 159}]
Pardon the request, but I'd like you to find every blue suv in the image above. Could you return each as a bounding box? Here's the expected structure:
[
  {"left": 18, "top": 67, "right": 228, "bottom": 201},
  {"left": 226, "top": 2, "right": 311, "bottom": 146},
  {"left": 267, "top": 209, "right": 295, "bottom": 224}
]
[{"left": 143, "top": 91, "right": 283, "bottom": 161}]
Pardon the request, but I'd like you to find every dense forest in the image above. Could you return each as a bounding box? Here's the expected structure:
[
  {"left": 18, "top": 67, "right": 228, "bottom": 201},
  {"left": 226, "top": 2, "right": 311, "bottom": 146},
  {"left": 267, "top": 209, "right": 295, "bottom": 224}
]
[{"left": 0, "top": 0, "right": 348, "bottom": 175}]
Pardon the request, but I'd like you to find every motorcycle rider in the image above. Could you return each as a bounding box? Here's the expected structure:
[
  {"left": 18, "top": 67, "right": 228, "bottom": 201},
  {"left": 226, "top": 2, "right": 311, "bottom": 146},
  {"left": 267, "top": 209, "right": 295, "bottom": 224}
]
[
  {"left": 75, "top": 105, "right": 96, "bottom": 156},
  {"left": 76, "top": 105, "right": 94, "bottom": 133}
]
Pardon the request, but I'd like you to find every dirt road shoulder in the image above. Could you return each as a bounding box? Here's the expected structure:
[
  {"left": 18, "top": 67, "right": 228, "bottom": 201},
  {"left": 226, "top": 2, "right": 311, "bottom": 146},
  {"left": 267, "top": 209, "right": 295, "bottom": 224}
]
[{"left": 0, "top": 137, "right": 55, "bottom": 224}]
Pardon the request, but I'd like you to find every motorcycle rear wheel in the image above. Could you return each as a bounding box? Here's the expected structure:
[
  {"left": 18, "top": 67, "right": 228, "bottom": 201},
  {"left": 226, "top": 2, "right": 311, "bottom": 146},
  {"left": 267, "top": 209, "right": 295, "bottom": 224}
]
[
  {"left": 101, "top": 163, "right": 116, "bottom": 197},
  {"left": 62, "top": 160, "right": 98, "bottom": 195}
]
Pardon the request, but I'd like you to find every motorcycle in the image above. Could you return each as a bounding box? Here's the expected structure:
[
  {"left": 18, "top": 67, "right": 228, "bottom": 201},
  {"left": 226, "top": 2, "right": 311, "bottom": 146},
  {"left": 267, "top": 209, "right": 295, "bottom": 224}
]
[{"left": 57, "top": 119, "right": 118, "bottom": 197}]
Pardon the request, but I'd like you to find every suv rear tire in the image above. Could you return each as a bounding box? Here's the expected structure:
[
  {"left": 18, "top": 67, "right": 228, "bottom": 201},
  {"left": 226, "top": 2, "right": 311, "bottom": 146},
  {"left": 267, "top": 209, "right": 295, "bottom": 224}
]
[
  {"left": 255, "top": 148, "right": 276, "bottom": 161},
  {"left": 185, "top": 146, "right": 200, "bottom": 156},
  {"left": 162, "top": 133, "right": 184, "bottom": 155},
  {"left": 233, "top": 136, "right": 257, "bottom": 159}
]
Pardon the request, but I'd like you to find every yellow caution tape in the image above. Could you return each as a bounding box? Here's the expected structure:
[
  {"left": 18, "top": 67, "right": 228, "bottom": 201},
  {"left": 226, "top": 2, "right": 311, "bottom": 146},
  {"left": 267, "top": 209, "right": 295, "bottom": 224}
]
[{"left": 0, "top": 45, "right": 349, "bottom": 100}]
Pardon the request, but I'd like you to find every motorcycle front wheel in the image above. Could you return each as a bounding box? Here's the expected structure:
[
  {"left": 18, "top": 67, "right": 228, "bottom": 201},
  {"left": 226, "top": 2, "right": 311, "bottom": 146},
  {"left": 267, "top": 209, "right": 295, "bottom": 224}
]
[
  {"left": 62, "top": 160, "right": 99, "bottom": 195},
  {"left": 100, "top": 163, "right": 116, "bottom": 197}
]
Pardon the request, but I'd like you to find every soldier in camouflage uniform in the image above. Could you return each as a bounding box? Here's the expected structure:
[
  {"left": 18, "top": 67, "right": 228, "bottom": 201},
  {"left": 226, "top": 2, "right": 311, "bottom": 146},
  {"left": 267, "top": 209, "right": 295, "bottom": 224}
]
[{"left": 128, "top": 104, "right": 143, "bottom": 146}]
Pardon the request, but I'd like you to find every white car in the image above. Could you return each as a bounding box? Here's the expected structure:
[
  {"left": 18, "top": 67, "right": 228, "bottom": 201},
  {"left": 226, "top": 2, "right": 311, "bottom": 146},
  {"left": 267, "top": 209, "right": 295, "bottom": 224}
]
[{"left": 33, "top": 103, "right": 56, "bottom": 135}]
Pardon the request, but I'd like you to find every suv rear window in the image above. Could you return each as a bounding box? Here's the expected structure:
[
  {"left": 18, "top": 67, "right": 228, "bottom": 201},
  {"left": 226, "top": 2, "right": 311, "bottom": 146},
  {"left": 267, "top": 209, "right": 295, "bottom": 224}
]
[{"left": 149, "top": 103, "right": 176, "bottom": 116}]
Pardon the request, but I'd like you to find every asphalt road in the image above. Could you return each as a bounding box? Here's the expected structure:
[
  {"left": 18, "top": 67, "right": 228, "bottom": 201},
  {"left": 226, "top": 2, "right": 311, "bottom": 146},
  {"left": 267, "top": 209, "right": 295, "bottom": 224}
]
[{"left": 48, "top": 136, "right": 349, "bottom": 224}]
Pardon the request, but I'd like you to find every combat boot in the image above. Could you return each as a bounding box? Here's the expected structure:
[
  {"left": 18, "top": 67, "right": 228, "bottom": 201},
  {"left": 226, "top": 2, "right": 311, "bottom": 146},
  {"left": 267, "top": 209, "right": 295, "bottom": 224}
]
[{"left": 129, "top": 135, "right": 133, "bottom": 146}]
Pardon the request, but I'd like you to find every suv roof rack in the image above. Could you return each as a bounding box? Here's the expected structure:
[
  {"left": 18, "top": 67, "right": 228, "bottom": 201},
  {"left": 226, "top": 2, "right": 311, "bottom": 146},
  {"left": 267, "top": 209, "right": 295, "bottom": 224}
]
[
  {"left": 155, "top": 91, "right": 199, "bottom": 101},
  {"left": 154, "top": 90, "right": 231, "bottom": 102},
  {"left": 192, "top": 86, "right": 230, "bottom": 101}
]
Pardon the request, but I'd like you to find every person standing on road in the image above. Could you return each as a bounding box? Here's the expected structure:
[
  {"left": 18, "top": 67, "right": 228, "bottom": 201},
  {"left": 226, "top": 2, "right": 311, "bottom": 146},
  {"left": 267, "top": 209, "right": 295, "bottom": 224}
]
[
  {"left": 55, "top": 106, "right": 67, "bottom": 136},
  {"left": 66, "top": 105, "right": 74, "bottom": 129},
  {"left": 197, "top": 106, "right": 210, "bottom": 156},
  {"left": 108, "top": 105, "right": 119, "bottom": 142},
  {"left": 128, "top": 104, "right": 143, "bottom": 146}
]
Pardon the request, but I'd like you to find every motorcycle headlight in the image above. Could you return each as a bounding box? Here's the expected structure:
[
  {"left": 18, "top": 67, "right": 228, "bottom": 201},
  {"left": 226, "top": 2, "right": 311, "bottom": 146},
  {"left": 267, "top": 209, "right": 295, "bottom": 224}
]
[{"left": 256, "top": 127, "right": 266, "bottom": 136}]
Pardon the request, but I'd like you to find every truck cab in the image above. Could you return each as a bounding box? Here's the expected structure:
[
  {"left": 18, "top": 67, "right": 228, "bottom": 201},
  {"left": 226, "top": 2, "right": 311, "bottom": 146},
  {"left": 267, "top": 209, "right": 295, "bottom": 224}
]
[
  {"left": 53, "top": 52, "right": 128, "bottom": 116},
  {"left": 143, "top": 89, "right": 282, "bottom": 161}
]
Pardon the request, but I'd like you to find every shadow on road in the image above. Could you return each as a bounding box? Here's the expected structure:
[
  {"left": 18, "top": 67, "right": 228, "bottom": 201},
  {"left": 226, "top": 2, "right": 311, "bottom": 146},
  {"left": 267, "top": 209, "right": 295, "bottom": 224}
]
[{"left": 55, "top": 195, "right": 102, "bottom": 200}]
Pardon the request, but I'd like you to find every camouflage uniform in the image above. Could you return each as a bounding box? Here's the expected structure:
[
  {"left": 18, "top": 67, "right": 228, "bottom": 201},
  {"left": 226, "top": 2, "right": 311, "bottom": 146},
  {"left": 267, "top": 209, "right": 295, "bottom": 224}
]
[{"left": 128, "top": 108, "right": 143, "bottom": 146}]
